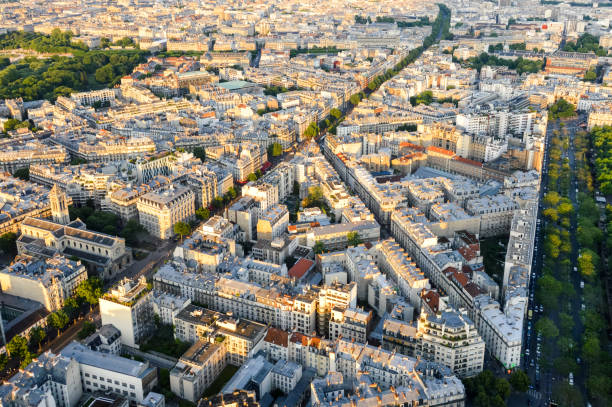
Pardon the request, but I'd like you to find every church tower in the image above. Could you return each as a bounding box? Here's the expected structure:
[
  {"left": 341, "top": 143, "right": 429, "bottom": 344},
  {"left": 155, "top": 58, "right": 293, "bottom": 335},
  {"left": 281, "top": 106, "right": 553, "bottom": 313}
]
[{"left": 50, "top": 184, "right": 70, "bottom": 225}]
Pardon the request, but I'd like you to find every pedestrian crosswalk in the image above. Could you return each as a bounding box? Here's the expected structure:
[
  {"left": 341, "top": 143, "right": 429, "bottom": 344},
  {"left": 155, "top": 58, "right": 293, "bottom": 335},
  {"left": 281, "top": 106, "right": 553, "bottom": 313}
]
[{"left": 528, "top": 389, "right": 542, "bottom": 400}]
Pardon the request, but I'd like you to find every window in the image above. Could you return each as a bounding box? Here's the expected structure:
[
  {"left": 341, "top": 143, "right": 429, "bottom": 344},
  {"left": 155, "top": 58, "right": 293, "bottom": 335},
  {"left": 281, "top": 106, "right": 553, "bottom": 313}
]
[{"left": 84, "top": 373, "right": 90, "bottom": 377}]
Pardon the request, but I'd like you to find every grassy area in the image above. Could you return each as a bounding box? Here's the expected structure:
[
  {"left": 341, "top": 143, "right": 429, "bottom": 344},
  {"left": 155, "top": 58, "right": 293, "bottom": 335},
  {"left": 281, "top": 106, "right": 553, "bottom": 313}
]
[
  {"left": 202, "top": 365, "right": 239, "bottom": 398},
  {"left": 480, "top": 235, "right": 508, "bottom": 285},
  {"left": 139, "top": 324, "right": 191, "bottom": 358}
]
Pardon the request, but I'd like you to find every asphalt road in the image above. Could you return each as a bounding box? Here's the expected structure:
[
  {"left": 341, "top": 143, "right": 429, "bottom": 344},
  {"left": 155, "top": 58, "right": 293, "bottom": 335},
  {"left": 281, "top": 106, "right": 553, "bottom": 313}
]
[{"left": 522, "top": 114, "right": 589, "bottom": 406}]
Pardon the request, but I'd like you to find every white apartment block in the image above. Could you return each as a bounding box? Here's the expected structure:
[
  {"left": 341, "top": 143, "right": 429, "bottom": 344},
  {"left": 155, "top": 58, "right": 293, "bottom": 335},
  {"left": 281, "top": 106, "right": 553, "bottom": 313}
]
[
  {"left": 61, "top": 341, "right": 158, "bottom": 402},
  {"left": 473, "top": 295, "right": 524, "bottom": 370},
  {"left": 137, "top": 185, "right": 195, "bottom": 239},
  {"left": 100, "top": 277, "right": 154, "bottom": 348}
]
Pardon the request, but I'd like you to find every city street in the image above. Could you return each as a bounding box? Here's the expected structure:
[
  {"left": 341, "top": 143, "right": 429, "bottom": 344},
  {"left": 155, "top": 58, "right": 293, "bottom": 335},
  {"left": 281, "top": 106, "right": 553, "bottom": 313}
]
[{"left": 523, "top": 114, "right": 589, "bottom": 406}]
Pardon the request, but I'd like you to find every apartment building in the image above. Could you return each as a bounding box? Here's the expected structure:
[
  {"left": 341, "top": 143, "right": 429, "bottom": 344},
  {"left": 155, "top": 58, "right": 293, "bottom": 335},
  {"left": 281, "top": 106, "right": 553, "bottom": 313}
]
[
  {"left": 335, "top": 339, "right": 465, "bottom": 405},
  {"left": 587, "top": 102, "right": 612, "bottom": 130},
  {"left": 0, "top": 255, "right": 87, "bottom": 312},
  {"left": 0, "top": 350, "right": 82, "bottom": 407},
  {"left": 256, "top": 204, "right": 289, "bottom": 241},
  {"left": 328, "top": 307, "right": 372, "bottom": 343},
  {"left": 173, "top": 305, "right": 267, "bottom": 366},
  {"left": 465, "top": 194, "right": 519, "bottom": 237},
  {"left": 0, "top": 174, "right": 54, "bottom": 235},
  {"left": 0, "top": 141, "right": 69, "bottom": 173},
  {"left": 137, "top": 185, "right": 195, "bottom": 239},
  {"left": 170, "top": 340, "right": 227, "bottom": 403},
  {"left": 100, "top": 277, "right": 154, "bottom": 348},
  {"left": 415, "top": 310, "right": 484, "bottom": 378},
  {"left": 473, "top": 295, "right": 524, "bottom": 370}
]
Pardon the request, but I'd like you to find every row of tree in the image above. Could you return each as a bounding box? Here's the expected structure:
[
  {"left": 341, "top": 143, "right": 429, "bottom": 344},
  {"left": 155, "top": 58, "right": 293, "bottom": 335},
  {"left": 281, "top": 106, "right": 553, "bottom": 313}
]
[
  {"left": 591, "top": 126, "right": 612, "bottom": 195},
  {"left": 302, "top": 4, "right": 452, "bottom": 141},
  {"left": 581, "top": 127, "right": 612, "bottom": 404},
  {"left": 534, "top": 124, "right": 585, "bottom": 405},
  {"left": 1, "top": 277, "right": 102, "bottom": 371}
]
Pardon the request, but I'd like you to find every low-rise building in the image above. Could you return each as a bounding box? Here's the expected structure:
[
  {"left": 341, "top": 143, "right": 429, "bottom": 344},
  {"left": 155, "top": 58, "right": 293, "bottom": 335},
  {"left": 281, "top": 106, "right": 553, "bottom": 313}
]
[{"left": 61, "top": 341, "right": 158, "bottom": 402}]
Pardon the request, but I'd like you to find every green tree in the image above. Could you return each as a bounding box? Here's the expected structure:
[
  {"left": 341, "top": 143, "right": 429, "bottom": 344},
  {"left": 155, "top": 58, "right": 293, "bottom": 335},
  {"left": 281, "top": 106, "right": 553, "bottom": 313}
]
[
  {"left": 304, "top": 122, "right": 319, "bottom": 139},
  {"left": 28, "top": 326, "right": 46, "bottom": 351},
  {"left": 542, "top": 207, "right": 559, "bottom": 222},
  {"left": 75, "top": 277, "right": 103, "bottom": 310},
  {"left": 582, "top": 335, "right": 601, "bottom": 364},
  {"left": 330, "top": 108, "right": 342, "bottom": 120},
  {"left": 192, "top": 146, "right": 206, "bottom": 162},
  {"left": 120, "top": 219, "right": 146, "bottom": 246},
  {"left": 247, "top": 173, "right": 257, "bottom": 182},
  {"left": 63, "top": 297, "right": 80, "bottom": 319},
  {"left": 559, "top": 312, "right": 575, "bottom": 334},
  {"left": 195, "top": 207, "right": 211, "bottom": 221},
  {"left": 552, "top": 382, "right": 584, "bottom": 407},
  {"left": 174, "top": 221, "right": 191, "bottom": 242},
  {"left": 78, "top": 321, "right": 96, "bottom": 339},
  {"left": 313, "top": 241, "right": 324, "bottom": 254},
  {"left": 48, "top": 310, "right": 69, "bottom": 335},
  {"left": 536, "top": 275, "right": 563, "bottom": 311},
  {"left": 13, "top": 167, "right": 29, "bottom": 180},
  {"left": 267, "top": 142, "right": 283, "bottom": 157},
  {"left": 549, "top": 98, "right": 575, "bottom": 119},
  {"left": 535, "top": 316, "right": 559, "bottom": 339},
  {"left": 347, "top": 231, "right": 362, "bottom": 247},
  {"left": 0, "top": 232, "right": 17, "bottom": 255},
  {"left": 587, "top": 374, "right": 612, "bottom": 404},
  {"left": 584, "top": 70, "right": 597, "bottom": 82},
  {"left": 7, "top": 335, "right": 32, "bottom": 367},
  {"left": 227, "top": 187, "right": 238, "bottom": 200},
  {"left": 557, "top": 201, "right": 574, "bottom": 216}
]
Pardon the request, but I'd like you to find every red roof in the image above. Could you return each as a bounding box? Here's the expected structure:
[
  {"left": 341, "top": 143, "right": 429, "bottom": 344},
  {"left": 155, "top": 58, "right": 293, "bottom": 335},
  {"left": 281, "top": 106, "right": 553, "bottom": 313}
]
[
  {"left": 421, "top": 289, "right": 440, "bottom": 313},
  {"left": 288, "top": 258, "right": 314, "bottom": 279},
  {"left": 427, "top": 146, "right": 455, "bottom": 157},
  {"left": 446, "top": 267, "right": 469, "bottom": 287},
  {"left": 457, "top": 245, "right": 480, "bottom": 262},
  {"left": 453, "top": 156, "right": 483, "bottom": 167},
  {"left": 465, "top": 282, "right": 484, "bottom": 298},
  {"left": 399, "top": 141, "right": 425, "bottom": 151},
  {"left": 264, "top": 327, "right": 289, "bottom": 347}
]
